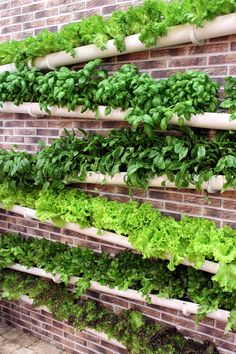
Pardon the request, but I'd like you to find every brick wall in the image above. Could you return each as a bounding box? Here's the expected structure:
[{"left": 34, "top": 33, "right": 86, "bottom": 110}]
[{"left": 0, "top": 1, "right": 236, "bottom": 353}]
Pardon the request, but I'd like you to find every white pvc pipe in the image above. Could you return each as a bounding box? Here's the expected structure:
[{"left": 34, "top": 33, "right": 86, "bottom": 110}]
[
  {"left": 78, "top": 172, "right": 232, "bottom": 193},
  {"left": 7, "top": 264, "right": 229, "bottom": 324},
  {"left": 169, "top": 112, "right": 236, "bottom": 131},
  {"left": 1, "top": 204, "right": 132, "bottom": 249},
  {"left": 0, "top": 13, "right": 236, "bottom": 72},
  {"left": 0, "top": 102, "right": 126, "bottom": 121},
  {"left": 1, "top": 204, "right": 221, "bottom": 274},
  {"left": 1, "top": 102, "right": 236, "bottom": 131}
]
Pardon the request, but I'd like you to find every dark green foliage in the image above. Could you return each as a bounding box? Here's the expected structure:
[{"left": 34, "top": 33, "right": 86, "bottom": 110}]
[
  {"left": 0, "top": 269, "right": 219, "bottom": 353},
  {"left": 0, "top": 62, "right": 220, "bottom": 133},
  {"left": 97, "top": 66, "right": 219, "bottom": 131},
  {"left": 0, "top": 60, "right": 107, "bottom": 113},
  {"left": 0, "top": 233, "right": 236, "bottom": 332},
  {"left": 221, "top": 76, "right": 236, "bottom": 120},
  {"left": 0, "top": 128, "right": 235, "bottom": 191}
]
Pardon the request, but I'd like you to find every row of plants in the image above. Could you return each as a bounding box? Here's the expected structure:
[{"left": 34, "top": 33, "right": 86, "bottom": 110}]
[
  {"left": 0, "top": 127, "right": 235, "bottom": 190},
  {"left": 1, "top": 233, "right": 236, "bottom": 331},
  {"left": 0, "top": 183, "right": 236, "bottom": 293},
  {"left": 0, "top": 0, "right": 235, "bottom": 66},
  {"left": 1, "top": 60, "right": 236, "bottom": 133},
  {"left": 0, "top": 270, "right": 219, "bottom": 354}
]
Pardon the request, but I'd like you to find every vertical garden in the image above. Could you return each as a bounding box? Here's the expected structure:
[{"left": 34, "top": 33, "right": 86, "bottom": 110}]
[{"left": 0, "top": 0, "right": 236, "bottom": 353}]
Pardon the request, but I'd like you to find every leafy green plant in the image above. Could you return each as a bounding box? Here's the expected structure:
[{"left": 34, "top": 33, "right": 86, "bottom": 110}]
[
  {"left": 0, "top": 184, "right": 236, "bottom": 295},
  {"left": 0, "top": 269, "right": 220, "bottom": 353},
  {"left": 97, "top": 66, "right": 219, "bottom": 132},
  {"left": 0, "top": 61, "right": 220, "bottom": 133},
  {"left": 221, "top": 76, "right": 236, "bottom": 120},
  {"left": 0, "top": 0, "right": 235, "bottom": 66},
  {"left": 0, "top": 128, "right": 235, "bottom": 191},
  {"left": 0, "top": 59, "right": 107, "bottom": 113},
  {"left": 1, "top": 233, "right": 236, "bottom": 331}
]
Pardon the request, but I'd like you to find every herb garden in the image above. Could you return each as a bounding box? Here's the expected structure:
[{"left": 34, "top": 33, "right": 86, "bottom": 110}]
[{"left": 0, "top": 0, "right": 236, "bottom": 353}]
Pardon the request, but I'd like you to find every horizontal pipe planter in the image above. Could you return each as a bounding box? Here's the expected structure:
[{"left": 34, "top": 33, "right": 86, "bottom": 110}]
[
  {"left": 1, "top": 102, "right": 236, "bottom": 131},
  {"left": 0, "top": 203, "right": 220, "bottom": 275},
  {"left": 0, "top": 13, "right": 236, "bottom": 73},
  {"left": 15, "top": 295, "right": 125, "bottom": 349},
  {"left": 8, "top": 263, "right": 229, "bottom": 324},
  {"left": 72, "top": 172, "right": 233, "bottom": 193}
]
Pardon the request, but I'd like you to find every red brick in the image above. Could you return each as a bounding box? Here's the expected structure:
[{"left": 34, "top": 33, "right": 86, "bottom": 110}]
[
  {"left": 59, "top": 3, "right": 85, "bottom": 13},
  {"left": 47, "top": 120, "right": 72, "bottom": 128},
  {"left": 36, "top": 129, "right": 59, "bottom": 136},
  {"left": 31, "top": 325, "right": 53, "bottom": 339},
  {"left": 73, "top": 11, "right": 87, "bottom": 20},
  {"left": 223, "top": 199, "right": 236, "bottom": 210},
  {"left": 64, "top": 332, "right": 87, "bottom": 346},
  {"left": 0, "top": 8, "right": 19, "bottom": 17},
  {"left": 209, "top": 54, "right": 236, "bottom": 65},
  {"left": 73, "top": 239, "right": 99, "bottom": 249},
  {"left": 76, "top": 330, "right": 100, "bottom": 344},
  {"left": 188, "top": 43, "right": 229, "bottom": 54},
  {"left": 0, "top": 2, "right": 9, "bottom": 11},
  {"left": 47, "top": 14, "right": 72, "bottom": 26},
  {"left": 165, "top": 202, "right": 202, "bottom": 215},
  {"left": 196, "top": 324, "right": 234, "bottom": 342},
  {"left": 35, "top": 9, "right": 58, "bottom": 19},
  {"left": 203, "top": 207, "right": 236, "bottom": 221},
  {"left": 130, "top": 303, "right": 161, "bottom": 320},
  {"left": 52, "top": 334, "right": 75, "bottom": 349},
  {"left": 88, "top": 342, "right": 115, "bottom": 354},
  {"left": 149, "top": 190, "right": 183, "bottom": 202},
  {"left": 222, "top": 221, "right": 236, "bottom": 230},
  {"left": 161, "top": 313, "right": 197, "bottom": 331},
  {"left": 0, "top": 34, "right": 11, "bottom": 41},
  {"left": 0, "top": 18, "right": 11, "bottom": 27},
  {"left": 11, "top": 0, "right": 31, "bottom": 6},
  {"left": 230, "top": 42, "right": 236, "bottom": 51},
  {"left": 5, "top": 136, "right": 25, "bottom": 143},
  {"left": 23, "top": 3, "right": 45, "bottom": 14},
  {"left": 2, "top": 24, "right": 22, "bottom": 34},
  {"left": 12, "top": 14, "right": 33, "bottom": 24},
  {"left": 184, "top": 194, "right": 221, "bottom": 207},
  {"left": 214, "top": 339, "right": 236, "bottom": 352},
  {"left": 87, "top": 0, "right": 115, "bottom": 9},
  {"left": 31, "top": 312, "right": 52, "bottom": 325},
  {"left": 42, "top": 323, "right": 64, "bottom": 337},
  {"left": 209, "top": 34, "right": 236, "bottom": 42},
  {"left": 23, "top": 20, "right": 46, "bottom": 30},
  {"left": 117, "top": 51, "right": 150, "bottom": 62},
  {"left": 228, "top": 66, "right": 236, "bottom": 75},
  {"left": 47, "top": 0, "right": 71, "bottom": 7},
  {"left": 13, "top": 129, "right": 36, "bottom": 136},
  {"left": 101, "top": 340, "right": 127, "bottom": 354},
  {"left": 168, "top": 57, "right": 207, "bottom": 67},
  {"left": 150, "top": 47, "right": 186, "bottom": 58},
  {"left": 100, "top": 295, "right": 129, "bottom": 309}
]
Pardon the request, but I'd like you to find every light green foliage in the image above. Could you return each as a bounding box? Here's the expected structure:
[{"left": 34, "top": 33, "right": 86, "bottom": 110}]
[
  {"left": 1, "top": 233, "right": 236, "bottom": 331},
  {"left": 0, "top": 184, "right": 236, "bottom": 295},
  {"left": 0, "top": 0, "right": 235, "bottom": 65}
]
